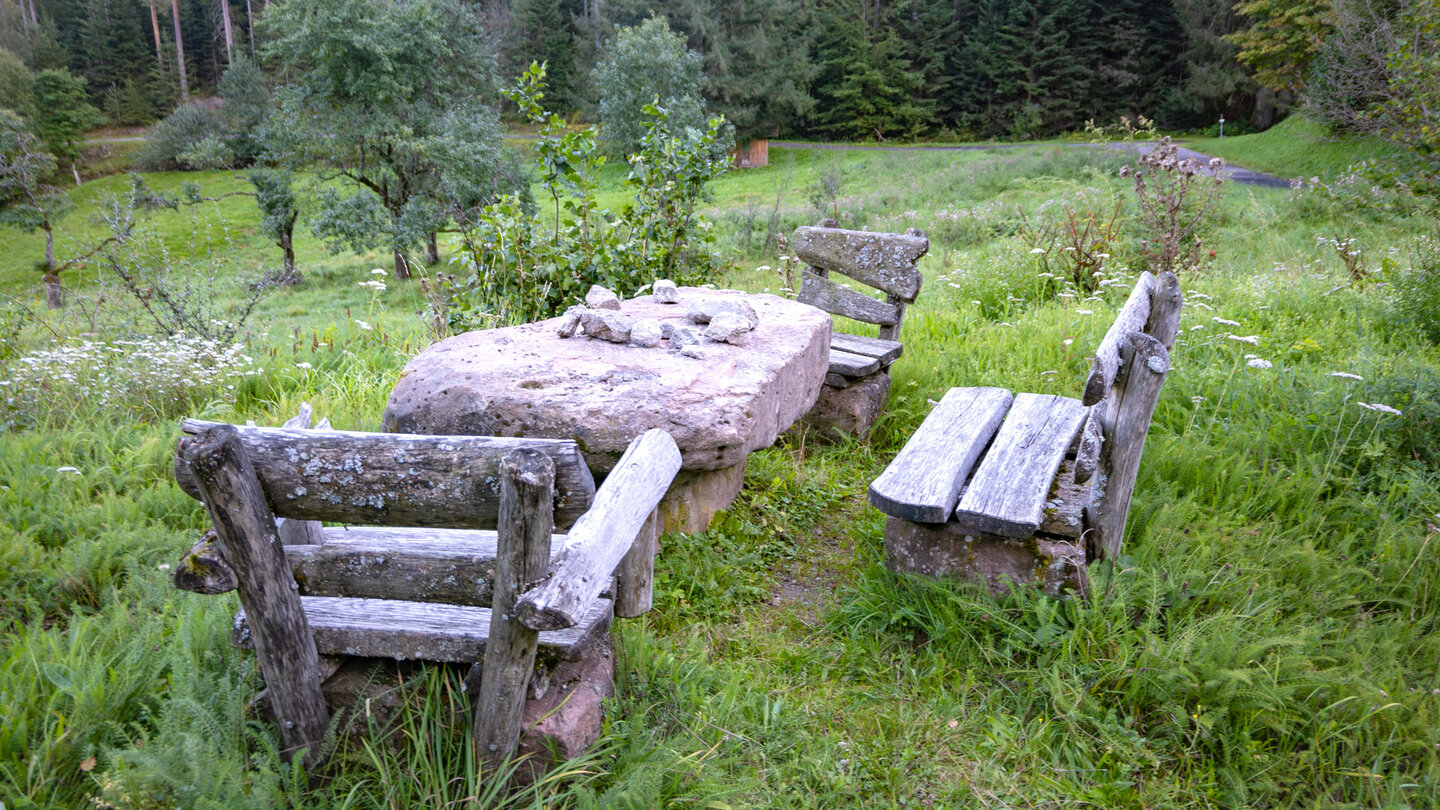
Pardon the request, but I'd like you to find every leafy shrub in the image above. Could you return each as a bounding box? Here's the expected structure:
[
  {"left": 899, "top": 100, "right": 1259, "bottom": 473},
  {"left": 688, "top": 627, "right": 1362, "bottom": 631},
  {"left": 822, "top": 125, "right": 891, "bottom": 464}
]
[
  {"left": 596, "top": 17, "right": 707, "bottom": 158},
  {"left": 136, "top": 103, "right": 231, "bottom": 170},
  {"left": 448, "top": 64, "right": 731, "bottom": 329}
]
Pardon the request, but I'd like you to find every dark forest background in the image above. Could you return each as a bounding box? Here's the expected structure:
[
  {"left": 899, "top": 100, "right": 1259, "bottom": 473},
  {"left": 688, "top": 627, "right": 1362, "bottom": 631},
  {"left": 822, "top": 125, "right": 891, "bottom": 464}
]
[{"left": 0, "top": 0, "right": 1272, "bottom": 142}]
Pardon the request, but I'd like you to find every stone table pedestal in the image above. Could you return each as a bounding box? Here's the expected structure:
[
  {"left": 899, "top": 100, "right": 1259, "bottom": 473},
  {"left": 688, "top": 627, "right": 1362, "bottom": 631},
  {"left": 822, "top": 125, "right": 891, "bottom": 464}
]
[{"left": 383, "top": 288, "right": 831, "bottom": 533}]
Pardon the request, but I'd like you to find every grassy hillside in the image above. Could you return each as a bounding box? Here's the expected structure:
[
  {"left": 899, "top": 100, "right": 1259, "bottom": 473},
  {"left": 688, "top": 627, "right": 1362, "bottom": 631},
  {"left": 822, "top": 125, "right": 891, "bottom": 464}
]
[
  {"left": 1185, "top": 116, "right": 1406, "bottom": 181},
  {"left": 1, "top": 145, "right": 1438, "bottom": 808}
]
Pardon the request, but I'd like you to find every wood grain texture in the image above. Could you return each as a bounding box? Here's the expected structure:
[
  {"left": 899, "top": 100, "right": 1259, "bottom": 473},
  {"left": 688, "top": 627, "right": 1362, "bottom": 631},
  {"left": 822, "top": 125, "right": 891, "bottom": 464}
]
[
  {"left": 178, "top": 425, "right": 330, "bottom": 762},
  {"left": 285, "top": 537, "right": 501, "bottom": 606},
  {"left": 798, "top": 271, "right": 902, "bottom": 325},
  {"left": 1073, "top": 412, "right": 1104, "bottom": 486},
  {"left": 791, "top": 226, "right": 929, "bottom": 303},
  {"left": 1144, "top": 270, "right": 1183, "bottom": 349},
  {"left": 276, "top": 404, "right": 327, "bottom": 546},
  {"left": 1087, "top": 332, "right": 1170, "bottom": 559},
  {"left": 233, "top": 595, "right": 612, "bottom": 664},
  {"left": 876, "top": 294, "right": 907, "bottom": 342},
  {"left": 517, "top": 430, "right": 682, "bottom": 631},
  {"left": 868, "top": 387, "right": 1014, "bottom": 523},
  {"left": 614, "top": 510, "right": 659, "bottom": 618},
  {"left": 476, "top": 449, "right": 555, "bottom": 768},
  {"left": 828, "top": 348, "right": 881, "bottom": 378},
  {"left": 1082, "top": 272, "right": 1155, "bottom": 406},
  {"left": 952, "top": 394, "right": 1088, "bottom": 538},
  {"left": 829, "top": 332, "right": 903, "bottom": 365},
  {"left": 174, "top": 422, "right": 596, "bottom": 530}
]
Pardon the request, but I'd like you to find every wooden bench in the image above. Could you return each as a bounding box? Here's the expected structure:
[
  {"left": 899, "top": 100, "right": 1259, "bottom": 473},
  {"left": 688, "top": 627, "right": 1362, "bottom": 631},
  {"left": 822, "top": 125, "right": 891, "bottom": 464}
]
[
  {"left": 791, "top": 221, "right": 930, "bottom": 438},
  {"left": 172, "top": 406, "right": 681, "bottom": 772},
  {"left": 867, "top": 271, "right": 1182, "bottom": 595}
]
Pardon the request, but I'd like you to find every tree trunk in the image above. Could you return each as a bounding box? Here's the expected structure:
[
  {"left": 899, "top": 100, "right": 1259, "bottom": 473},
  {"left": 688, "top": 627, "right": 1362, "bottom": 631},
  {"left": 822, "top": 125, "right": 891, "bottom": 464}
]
[
  {"left": 25, "top": 0, "right": 38, "bottom": 25},
  {"left": 425, "top": 232, "right": 439, "bottom": 265},
  {"left": 43, "top": 225, "right": 61, "bottom": 309},
  {"left": 393, "top": 249, "right": 411, "bottom": 280},
  {"left": 220, "top": 0, "right": 235, "bottom": 65},
  {"left": 149, "top": 4, "right": 166, "bottom": 71},
  {"left": 171, "top": 0, "right": 189, "bottom": 102},
  {"left": 245, "top": 0, "right": 255, "bottom": 57},
  {"left": 281, "top": 227, "right": 296, "bottom": 278}
]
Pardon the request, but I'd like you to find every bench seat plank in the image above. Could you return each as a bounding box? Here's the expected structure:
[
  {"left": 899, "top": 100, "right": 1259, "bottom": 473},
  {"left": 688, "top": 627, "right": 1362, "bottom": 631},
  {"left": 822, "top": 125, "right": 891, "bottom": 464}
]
[
  {"left": 799, "top": 272, "right": 902, "bottom": 326},
  {"left": 233, "top": 595, "right": 612, "bottom": 664},
  {"left": 952, "top": 455, "right": 1090, "bottom": 539},
  {"left": 830, "top": 332, "right": 903, "bottom": 365},
  {"left": 828, "top": 348, "right": 881, "bottom": 378},
  {"left": 953, "top": 394, "right": 1088, "bottom": 538},
  {"left": 868, "top": 387, "right": 1014, "bottom": 522}
]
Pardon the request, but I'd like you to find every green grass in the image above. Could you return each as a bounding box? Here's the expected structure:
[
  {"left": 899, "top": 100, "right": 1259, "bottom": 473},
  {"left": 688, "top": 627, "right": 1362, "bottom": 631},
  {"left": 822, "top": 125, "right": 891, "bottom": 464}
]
[
  {"left": 2, "top": 142, "right": 1439, "bottom": 808},
  {"left": 1185, "top": 115, "right": 1406, "bottom": 181}
]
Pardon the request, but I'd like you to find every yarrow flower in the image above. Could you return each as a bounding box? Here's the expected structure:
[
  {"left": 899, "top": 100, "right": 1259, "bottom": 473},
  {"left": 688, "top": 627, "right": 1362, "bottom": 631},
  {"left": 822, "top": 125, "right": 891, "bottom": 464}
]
[
  {"left": 1029, "top": 247, "right": 1045, "bottom": 254},
  {"left": 1330, "top": 372, "right": 1364, "bottom": 381},
  {"left": 1227, "top": 334, "right": 1260, "bottom": 345},
  {"left": 1357, "top": 402, "right": 1402, "bottom": 415},
  {"left": 359, "top": 280, "right": 387, "bottom": 291},
  {"left": 1246, "top": 358, "right": 1273, "bottom": 369},
  {"left": 295, "top": 362, "right": 313, "bottom": 370},
  {"left": 1213, "top": 317, "right": 1240, "bottom": 327},
  {"left": 355, "top": 320, "right": 373, "bottom": 331},
  {"left": 57, "top": 466, "right": 81, "bottom": 475},
  {"left": 370, "top": 268, "right": 387, "bottom": 276}
]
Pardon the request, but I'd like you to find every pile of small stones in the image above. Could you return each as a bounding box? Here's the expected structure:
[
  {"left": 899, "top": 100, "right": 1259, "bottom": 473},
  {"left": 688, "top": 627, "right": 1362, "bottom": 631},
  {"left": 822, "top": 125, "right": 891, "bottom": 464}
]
[{"left": 555, "top": 281, "right": 759, "bottom": 358}]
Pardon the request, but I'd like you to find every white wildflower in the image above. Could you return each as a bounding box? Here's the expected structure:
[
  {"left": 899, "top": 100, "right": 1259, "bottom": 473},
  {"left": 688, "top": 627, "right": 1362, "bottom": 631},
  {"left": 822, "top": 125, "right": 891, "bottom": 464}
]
[
  {"left": 1227, "top": 334, "right": 1260, "bottom": 345},
  {"left": 1357, "top": 402, "right": 1402, "bottom": 415},
  {"left": 295, "top": 362, "right": 313, "bottom": 370},
  {"left": 355, "top": 320, "right": 373, "bottom": 331},
  {"left": 1062, "top": 339, "right": 1074, "bottom": 347},
  {"left": 1029, "top": 247, "right": 1045, "bottom": 254},
  {"left": 370, "top": 268, "right": 387, "bottom": 275},
  {"left": 359, "top": 280, "right": 387, "bottom": 291},
  {"left": 1040, "top": 370, "right": 1058, "bottom": 377},
  {"left": 57, "top": 466, "right": 81, "bottom": 475},
  {"left": 1192, "top": 396, "right": 1206, "bottom": 404},
  {"left": 1246, "top": 358, "right": 1273, "bottom": 369},
  {"left": 1076, "top": 309, "right": 1094, "bottom": 315},
  {"left": 1213, "top": 317, "right": 1240, "bottom": 327},
  {"left": 1330, "top": 372, "right": 1364, "bottom": 381},
  {"left": 1190, "top": 324, "right": 1205, "bottom": 331}
]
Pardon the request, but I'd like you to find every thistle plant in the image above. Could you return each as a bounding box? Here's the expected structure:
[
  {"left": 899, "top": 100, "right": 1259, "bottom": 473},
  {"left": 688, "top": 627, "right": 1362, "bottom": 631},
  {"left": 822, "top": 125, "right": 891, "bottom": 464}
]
[{"left": 1122, "top": 138, "right": 1226, "bottom": 276}]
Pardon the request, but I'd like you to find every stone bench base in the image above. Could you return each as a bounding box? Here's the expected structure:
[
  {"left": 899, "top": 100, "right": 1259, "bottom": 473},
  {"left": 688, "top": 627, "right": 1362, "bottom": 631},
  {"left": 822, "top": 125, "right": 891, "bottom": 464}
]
[
  {"left": 796, "top": 372, "right": 891, "bottom": 441},
  {"left": 656, "top": 462, "right": 747, "bottom": 534},
  {"left": 883, "top": 516, "right": 1087, "bottom": 597}
]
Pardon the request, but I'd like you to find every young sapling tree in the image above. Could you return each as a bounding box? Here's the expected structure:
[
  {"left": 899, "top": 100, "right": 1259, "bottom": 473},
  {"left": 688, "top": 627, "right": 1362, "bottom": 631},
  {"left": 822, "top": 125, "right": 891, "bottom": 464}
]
[{"left": 0, "top": 109, "right": 73, "bottom": 308}]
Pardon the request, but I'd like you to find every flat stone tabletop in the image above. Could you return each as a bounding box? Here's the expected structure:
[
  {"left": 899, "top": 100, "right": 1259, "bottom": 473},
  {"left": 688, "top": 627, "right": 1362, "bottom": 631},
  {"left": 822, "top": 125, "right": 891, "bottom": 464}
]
[{"left": 382, "top": 288, "right": 831, "bottom": 474}]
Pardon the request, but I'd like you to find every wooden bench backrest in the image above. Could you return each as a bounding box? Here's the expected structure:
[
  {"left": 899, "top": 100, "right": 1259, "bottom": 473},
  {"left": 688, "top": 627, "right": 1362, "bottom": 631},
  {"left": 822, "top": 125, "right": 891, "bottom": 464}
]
[
  {"left": 791, "top": 222, "right": 929, "bottom": 342},
  {"left": 1078, "top": 269, "right": 1182, "bottom": 558},
  {"left": 174, "top": 420, "right": 597, "bottom": 530}
]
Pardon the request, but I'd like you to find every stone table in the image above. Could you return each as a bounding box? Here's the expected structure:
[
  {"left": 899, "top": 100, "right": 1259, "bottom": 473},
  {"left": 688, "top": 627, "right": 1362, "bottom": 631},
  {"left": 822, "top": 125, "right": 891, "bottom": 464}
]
[{"left": 383, "top": 288, "right": 832, "bottom": 533}]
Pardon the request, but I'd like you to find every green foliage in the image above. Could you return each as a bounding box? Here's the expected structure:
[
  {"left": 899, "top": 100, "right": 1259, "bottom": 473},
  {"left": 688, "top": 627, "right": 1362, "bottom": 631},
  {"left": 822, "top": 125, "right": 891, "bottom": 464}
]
[
  {"left": 31, "top": 68, "right": 102, "bottom": 163},
  {"left": 811, "top": 0, "right": 928, "bottom": 141},
  {"left": 450, "top": 64, "right": 731, "bottom": 328},
  {"left": 137, "top": 103, "right": 230, "bottom": 171},
  {"left": 1226, "top": 0, "right": 1334, "bottom": 93},
  {"left": 0, "top": 108, "right": 71, "bottom": 279},
  {"left": 0, "top": 45, "right": 33, "bottom": 115},
  {"left": 1388, "top": 231, "right": 1440, "bottom": 345},
  {"left": 264, "top": 0, "right": 519, "bottom": 277},
  {"left": 596, "top": 17, "right": 707, "bottom": 157},
  {"left": 248, "top": 168, "right": 299, "bottom": 277}
]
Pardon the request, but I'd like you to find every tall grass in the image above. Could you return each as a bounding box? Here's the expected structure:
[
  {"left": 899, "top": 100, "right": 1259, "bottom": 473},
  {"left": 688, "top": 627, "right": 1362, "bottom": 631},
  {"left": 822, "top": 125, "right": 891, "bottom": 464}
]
[{"left": 1, "top": 143, "right": 1438, "bottom": 808}]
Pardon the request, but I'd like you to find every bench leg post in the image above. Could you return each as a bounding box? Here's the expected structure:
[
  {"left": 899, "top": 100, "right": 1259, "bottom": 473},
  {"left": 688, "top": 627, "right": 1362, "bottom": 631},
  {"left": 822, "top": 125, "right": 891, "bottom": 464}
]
[
  {"left": 475, "top": 448, "right": 555, "bottom": 772},
  {"left": 178, "top": 425, "right": 331, "bottom": 764},
  {"left": 614, "top": 509, "right": 659, "bottom": 618}
]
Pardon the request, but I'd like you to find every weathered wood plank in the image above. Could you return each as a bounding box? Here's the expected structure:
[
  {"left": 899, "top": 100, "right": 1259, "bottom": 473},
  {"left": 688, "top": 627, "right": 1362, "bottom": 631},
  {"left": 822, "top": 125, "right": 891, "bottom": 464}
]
[
  {"left": 172, "top": 530, "right": 238, "bottom": 594},
  {"left": 285, "top": 539, "right": 501, "bottom": 606},
  {"left": 798, "top": 271, "right": 902, "bottom": 325},
  {"left": 828, "top": 348, "right": 881, "bottom": 378},
  {"left": 868, "top": 387, "right": 1014, "bottom": 523},
  {"left": 179, "top": 425, "right": 330, "bottom": 762},
  {"left": 1040, "top": 457, "right": 1089, "bottom": 538},
  {"left": 276, "top": 403, "right": 326, "bottom": 546},
  {"left": 234, "top": 596, "right": 612, "bottom": 664},
  {"left": 477, "top": 449, "right": 555, "bottom": 768},
  {"left": 517, "top": 430, "right": 682, "bottom": 632},
  {"left": 952, "top": 394, "right": 1088, "bottom": 538},
  {"left": 1145, "top": 270, "right": 1183, "bottom": 350},
  {"left": 829, "top": 332, "right": 903, "bottom": 365},
  {"left": 174, "top": 423, "right": 597, "bottom": 530},
  {"left": 1073, "top": 412, "right": 1104, "bottom": 486},
  {"left": 1082, "top": 272, "right": 1155, "bottom": 406},
  {"left": 614, "top": 510, "right": 659, "bottom": 618},
  {"left": 1087, "top": 332, "right": 1171, "bottom": 559},
  {"left": 791, "top": 226, "right": 929, "bottom": 303}
]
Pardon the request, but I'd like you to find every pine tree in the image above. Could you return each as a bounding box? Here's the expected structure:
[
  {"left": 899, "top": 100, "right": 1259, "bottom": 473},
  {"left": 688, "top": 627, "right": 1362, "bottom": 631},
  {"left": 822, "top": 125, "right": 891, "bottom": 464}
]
[{"left": 810, "top": 0, "right": 928, "bottom": 140}]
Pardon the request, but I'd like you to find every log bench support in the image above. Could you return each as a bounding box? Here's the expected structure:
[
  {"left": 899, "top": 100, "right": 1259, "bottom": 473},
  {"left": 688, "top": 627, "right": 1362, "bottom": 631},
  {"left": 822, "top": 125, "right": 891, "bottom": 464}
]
[
  {"left": 791, "top": 221, "right": 930, "bottom": 439},
  {"left": 173, "top": 403, "right": 681, "bottom": 782},
  {"left": 868, "top": 271, "right": 1181, "bottom": 595}
]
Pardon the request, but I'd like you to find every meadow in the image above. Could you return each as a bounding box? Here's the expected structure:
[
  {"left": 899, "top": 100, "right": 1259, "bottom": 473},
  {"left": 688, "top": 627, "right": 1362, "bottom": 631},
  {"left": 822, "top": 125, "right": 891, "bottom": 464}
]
[{"left": 2, "top": 133, "right": 1439, "bottom": 809}]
